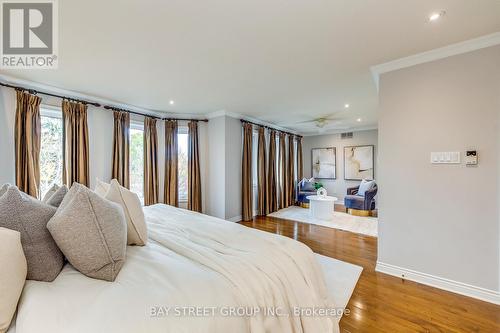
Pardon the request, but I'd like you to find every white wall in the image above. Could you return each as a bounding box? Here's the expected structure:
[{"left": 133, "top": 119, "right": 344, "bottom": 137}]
[
  {"left": 302, "top": 129, "right": 378, "bottom": 202},
  {"left": 0, "top": 87, "right": 16, "bottom": 185},
  {"left": 206, "top": 116, "right": 226, "bottom": 218},
  {"left": 87, "top": 106, "right": 114, "bottom": 189},
  {"left": 204, "top": 115, "right": 243, "bottom": 221},
  {"left": 224, "top": 116, "right": 242, "bottom": 220},
  {"left": 378, "top": 45, "right": 500, "bottom": 297}
]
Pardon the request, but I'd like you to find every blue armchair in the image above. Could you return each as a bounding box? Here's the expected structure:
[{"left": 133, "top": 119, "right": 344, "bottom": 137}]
[
  {"left": 297, "top": 178, "right": 317, "bottom": 208},
  {"left": 344, "top": 182, "right": 377, "bottom": 216}
]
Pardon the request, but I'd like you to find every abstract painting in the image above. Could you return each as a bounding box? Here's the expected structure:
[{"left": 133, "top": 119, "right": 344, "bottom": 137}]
[
  {"left": 312, "top": 147, "right": 336, "bottom": 179},
  {"left": 344, "top": 145, "right": 374, "bottom": 180}
]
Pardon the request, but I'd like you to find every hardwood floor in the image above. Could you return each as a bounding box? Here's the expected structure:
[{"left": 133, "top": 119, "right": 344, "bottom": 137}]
[{"left": 239, "top": 215, "right": 500, "bottom": 333}]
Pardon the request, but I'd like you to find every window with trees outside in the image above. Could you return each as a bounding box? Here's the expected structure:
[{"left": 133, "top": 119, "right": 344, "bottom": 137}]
[
  {"left": 39, "top": 115, "right": 189, "bottom": 203},
  {"left": 178, "top": 130, "right": 188, "bottom": 202},
  {"left": 40, "top": 107, "right": 63, "bottom": 198},
  {"left": 129, "top": 122, "right": 144, "bottom": 202}
]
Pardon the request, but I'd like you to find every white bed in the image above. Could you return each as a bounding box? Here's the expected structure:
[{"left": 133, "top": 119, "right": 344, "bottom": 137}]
[{"left": 12, "top": 204, "right": 341, "bottom": 333}]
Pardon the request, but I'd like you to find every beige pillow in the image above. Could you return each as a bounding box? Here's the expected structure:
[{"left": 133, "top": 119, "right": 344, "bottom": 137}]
[
  {"left": 94, "top": 178, "right": 110, "bottom": 197},
  {"left": 0, "top": 183, "right": 11, "bottom": 197},
  {"left": 0, "top": 228, "right": 27, "bottom": 333},
  {"left": 105, "top": 179, "right": 147, "bottom": 246},
  {"left": 42, "top": 184, "right": 59, "bottom": 202},
  {"left": 47, "top": 183, "right": 127, "bottom": 282},
  {"left": 45, "top": 185, "right": 68, "bottom": 207}
]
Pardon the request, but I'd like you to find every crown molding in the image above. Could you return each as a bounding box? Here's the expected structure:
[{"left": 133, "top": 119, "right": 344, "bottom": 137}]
[
  {"left": 205, "top": 110, "right": 228, "bottom": 119},
  {"left": 205, "top": 110, "right": 300, "bottom": 135},
  {"left": 1, "top": 74, "right": 372, "bottom": 134},
  {"left": 0, "top": 74, "right": 166, "bottom": 118},
  {"left": 370, "top": 31, "right": 500, "bottom": 91},
  {"left": 163, "top": 112, "right": 209, "bottom": 120},
  {"left": 301, "top": 125, "right": 378, "bottom": 137}
]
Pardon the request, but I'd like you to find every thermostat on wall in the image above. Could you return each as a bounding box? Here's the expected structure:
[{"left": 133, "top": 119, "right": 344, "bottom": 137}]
[{"left": 465, "top": 150, "right": 478, "bottom": 166}]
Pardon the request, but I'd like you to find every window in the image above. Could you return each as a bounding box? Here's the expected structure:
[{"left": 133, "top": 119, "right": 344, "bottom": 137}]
[
  {"left": 178, "top": 130, "right": 188, "bottom": 201},
  {"left": 129, "top": 123, "right": 144, "bottom": 201},
  {"left": 40, "top": 108, "right": 63, "bottom": 198}
]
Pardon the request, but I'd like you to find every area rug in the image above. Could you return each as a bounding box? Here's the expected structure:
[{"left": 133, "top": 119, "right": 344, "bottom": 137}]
[
  {"left": 269, "top": 206, "right": 378, "bottom": 237},
  {"left": 315, "top": 253, "right": 362, "bottom": 321}
]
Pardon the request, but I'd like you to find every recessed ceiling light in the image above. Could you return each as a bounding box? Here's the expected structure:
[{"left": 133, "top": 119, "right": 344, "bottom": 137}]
[
  {"left": 169, "top": 100, "right": 174, "bottom": 105},
  {"left": 356, "top": 118, "right": 362, "bottom": 122},
  {"left": 344, "top": 104, "right": 350, "bottom": 108},
  {"left": 428, "top": 11, "right": 445, "bottom": 22}
]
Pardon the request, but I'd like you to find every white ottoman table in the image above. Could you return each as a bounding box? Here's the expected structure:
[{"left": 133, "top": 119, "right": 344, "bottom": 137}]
[{"left": 306, "top": 195, "right": 338, "bottom": 220}]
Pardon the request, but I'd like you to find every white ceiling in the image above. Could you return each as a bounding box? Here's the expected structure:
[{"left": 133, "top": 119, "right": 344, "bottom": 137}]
[{"left": 2, "top": 0, "right": 500, "bottom": 134}]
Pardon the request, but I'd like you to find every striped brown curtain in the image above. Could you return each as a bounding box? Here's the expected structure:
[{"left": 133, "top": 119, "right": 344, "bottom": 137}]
[
  {"left": 279, "top": 132, "right": 287, "bottom": 209},
  {"left": 288, "top": 135, "right": 296, "bottom": 205},
  {"left": 62, "top": 100, "right": 89, "bottom": 187},
  {"left": 297, "top": 136, "right": 303, "bottom": 180},
  {"left": 257, "top": 127, "right": 267, "bottom": 216},
  {"left": 241, "top": 123, "right": 253, "bottom": 221},
  {"left": 143, "top": 117, "right": 158, "bottom": 206},
  {"left": 266, "top": 130, "right": 278, "bottom": 214},
  {"left": 164, "top": 120, "right": 178, "bottom": 206},
  {"left": 187, "top": 121, "right": 202, "bottom": 212},
  {"left": 111, "top": 111, "right": 130, "bottom": 188},
  {"left": 14, "top": 90, "right": 42, "bottom": 198}
]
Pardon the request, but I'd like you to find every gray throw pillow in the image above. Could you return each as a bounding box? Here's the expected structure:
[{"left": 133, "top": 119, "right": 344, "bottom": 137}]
[
  {"left": 47, "top": 183, "right": 127, "bottom": 282},
  {"left": 45, "top": 185, "right": 68, "bottom": 207},
  {"left": 0, "top": 186, "right": 64, "bottom": 282}
]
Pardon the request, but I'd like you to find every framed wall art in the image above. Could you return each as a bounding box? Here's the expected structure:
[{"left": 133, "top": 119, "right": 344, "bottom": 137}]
[
  {"left": 344, "top": 145, "right": 374, "bottom": 180},
  {"left": 311, "top": 147, "right": 336, "bottom": 179}
]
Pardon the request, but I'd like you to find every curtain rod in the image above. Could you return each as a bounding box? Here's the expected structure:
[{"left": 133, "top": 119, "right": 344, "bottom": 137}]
[
  {"left": 164, "top": 117, "right": 209, "bottom": 122},
  {"left": 0, "top": 81, "right": 209, "bottom": 122},
  {"left": 240, "top": 119, "right": 302, "bottom": 138},
  {"left": 103, "top": 105, "right": 161, "bottom": 120},
  {"left": 0, "top": 81, "right": 101, "bottom": 107}
]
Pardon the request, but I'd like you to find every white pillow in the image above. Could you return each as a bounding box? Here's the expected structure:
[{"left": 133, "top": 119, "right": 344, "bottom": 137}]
[
  {"left": 104, "top": 179, "right": 147, "bottom": 246},
  {"left": 0, "top": 228, "right": 27, "bottom": 333},
  {"left": 357, "top": 179, "right": 375, "bottom": 196},
  {"left": 94, "top": 178, "right": 111, "bottom": 197}
]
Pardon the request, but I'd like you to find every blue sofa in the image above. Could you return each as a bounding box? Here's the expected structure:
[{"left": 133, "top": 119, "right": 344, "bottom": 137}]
[
  {"left": 344, "top": 182, "right": 377, "bottom": 216},
  {"left": 297, "top": 179, "right": 317, "bottom": 208}
]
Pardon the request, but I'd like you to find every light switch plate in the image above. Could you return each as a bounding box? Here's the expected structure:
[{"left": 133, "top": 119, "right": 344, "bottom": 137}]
[{"left": 430, "top": 152, "right": 461, "bottom": 164}]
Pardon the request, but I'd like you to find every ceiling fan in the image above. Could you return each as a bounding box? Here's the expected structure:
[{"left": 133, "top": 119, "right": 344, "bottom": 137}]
[{"left": 289, "top": 114, "right": 349, "bottom": 133}]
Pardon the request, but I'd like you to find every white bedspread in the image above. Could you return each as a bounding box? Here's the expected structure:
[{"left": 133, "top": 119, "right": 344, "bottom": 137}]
[{"left": 14, "top": 204, "right": 338, "bottom": 333}]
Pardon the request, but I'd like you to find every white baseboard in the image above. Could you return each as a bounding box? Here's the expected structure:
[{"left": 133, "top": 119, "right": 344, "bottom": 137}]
[
  {"left": 228, "top": 210, "right": 258, "bottom": 223},
  {"left": 227, "top": 215, "right": 242, "bottom": 223},
  {"left": 376, "top": 262, "right": 500, "bottom": 305}
]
